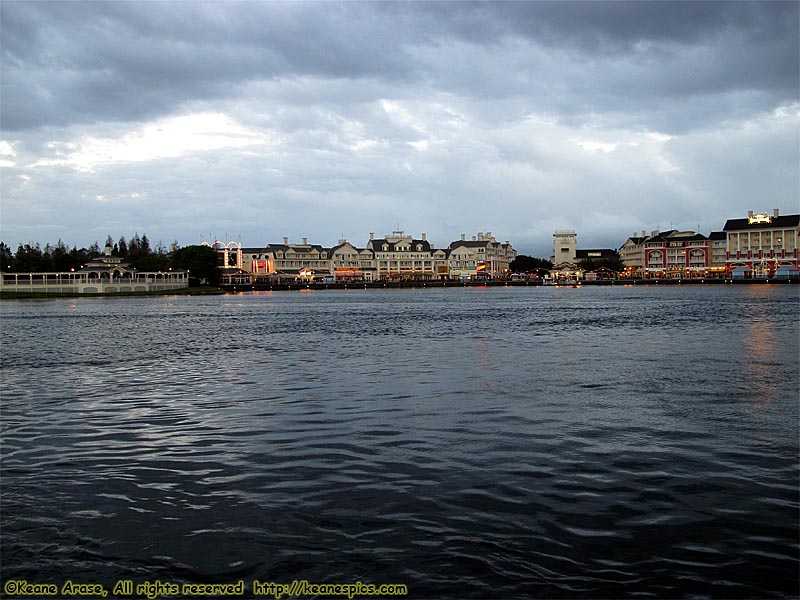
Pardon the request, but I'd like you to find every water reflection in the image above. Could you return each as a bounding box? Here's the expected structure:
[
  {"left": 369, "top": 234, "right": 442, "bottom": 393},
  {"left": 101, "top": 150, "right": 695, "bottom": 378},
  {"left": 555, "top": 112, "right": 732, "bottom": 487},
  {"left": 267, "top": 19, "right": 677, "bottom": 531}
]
[{"left": 743, "top": 320, "right": 779, "bottom": 407}]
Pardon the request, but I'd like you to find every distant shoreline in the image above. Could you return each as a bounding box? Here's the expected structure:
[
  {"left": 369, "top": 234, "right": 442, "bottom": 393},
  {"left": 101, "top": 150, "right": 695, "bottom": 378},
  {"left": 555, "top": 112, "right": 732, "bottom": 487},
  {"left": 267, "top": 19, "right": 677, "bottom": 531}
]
[
  {"left": 1, "top": 278, "right": 797, "bottom": 299},
  {"left": 222, "top": 278, "right": 797, "bottom": 292}
]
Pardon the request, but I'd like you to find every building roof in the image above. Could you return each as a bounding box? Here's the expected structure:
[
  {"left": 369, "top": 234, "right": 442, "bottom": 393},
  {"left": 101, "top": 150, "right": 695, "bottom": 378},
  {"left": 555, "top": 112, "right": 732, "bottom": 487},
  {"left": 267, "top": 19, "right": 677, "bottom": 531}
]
[
  {"left": 646, "top": 230, "right": 716, "bottom": 244},
  {"left": 667, "top": 233, "right": 708, "bottom": 242},
  {"left": 448, "top": 240, "right": 496, "bottom": 249},
  {"left": 622, "top": 236, "right": 647, "bottom": 245},
  {"left": 708, "top": 231, "right": 726, "bottom": 240},
  {"left": 575, "top": 249, "right": 617, "bottom": 259},
  {"left": 369, "top": 238, "right": 432, "bottom": 252},
  {"left": 329, "top": 241, "right": 361, "bottom": 254},
  {"left": 261, "top": 243, "right": 329, "bottom": 255},
  {"left": 723, "top": 214, "right": 800, "bottom": 231},
  {"left": 80, "top": 254, "right": 131, "bottom": 273}
]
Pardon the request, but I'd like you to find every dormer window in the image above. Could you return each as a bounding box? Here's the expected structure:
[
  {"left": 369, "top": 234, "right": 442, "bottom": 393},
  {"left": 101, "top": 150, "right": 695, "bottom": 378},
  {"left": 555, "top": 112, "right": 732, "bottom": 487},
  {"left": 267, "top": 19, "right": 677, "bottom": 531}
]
[
  {"left": 416, "top": 244, "right": 422, "bottom": 251},
  {"left": 383, "top": 244, "right": 388, "bottom": 251}
]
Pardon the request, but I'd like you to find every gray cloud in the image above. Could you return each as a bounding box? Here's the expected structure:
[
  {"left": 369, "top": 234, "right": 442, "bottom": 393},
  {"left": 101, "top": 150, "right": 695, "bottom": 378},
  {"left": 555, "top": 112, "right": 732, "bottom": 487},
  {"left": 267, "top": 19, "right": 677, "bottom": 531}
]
[
  {"left": 3, "top": 1, "right": 796, "bottom": 131},
  {"left": 1, "top": 1, "right": 797, "bottom": 257}
]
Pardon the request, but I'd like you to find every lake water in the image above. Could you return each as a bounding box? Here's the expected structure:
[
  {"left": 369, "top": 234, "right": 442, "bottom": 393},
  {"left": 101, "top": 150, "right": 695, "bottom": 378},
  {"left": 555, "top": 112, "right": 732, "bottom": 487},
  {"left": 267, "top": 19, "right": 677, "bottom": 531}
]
[{"left": 1, "top": 285, "right": 798, "bottom": 599}]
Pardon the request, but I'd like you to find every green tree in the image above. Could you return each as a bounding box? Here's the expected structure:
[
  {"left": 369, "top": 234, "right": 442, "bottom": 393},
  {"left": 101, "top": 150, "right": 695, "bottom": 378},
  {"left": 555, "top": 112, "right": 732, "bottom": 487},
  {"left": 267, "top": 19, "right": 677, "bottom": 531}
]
[
  {"left": 510, "top": 255, "right": 553, "bottom": 272},
  {"left": 581, "top": 252, "right": 624, "bottom": 273},
  {"left": 51, "top": 239, "right": 71, "bottom": 271},
  {"left": 15, "top": 243, "right": 47, "bottom": 272},
  {"left": 170, "top": 245, "right": 220, "bottom": 286},
  {"left": 0, "top": 242, "right": 15, "bottom": 271}
]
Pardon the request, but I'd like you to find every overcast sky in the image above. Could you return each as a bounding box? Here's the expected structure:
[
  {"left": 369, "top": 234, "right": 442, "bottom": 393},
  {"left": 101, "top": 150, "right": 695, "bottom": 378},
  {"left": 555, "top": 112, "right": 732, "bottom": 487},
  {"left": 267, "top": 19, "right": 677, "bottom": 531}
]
[{"left": 1, "top": 1, "right": 798, "bottom": 257}]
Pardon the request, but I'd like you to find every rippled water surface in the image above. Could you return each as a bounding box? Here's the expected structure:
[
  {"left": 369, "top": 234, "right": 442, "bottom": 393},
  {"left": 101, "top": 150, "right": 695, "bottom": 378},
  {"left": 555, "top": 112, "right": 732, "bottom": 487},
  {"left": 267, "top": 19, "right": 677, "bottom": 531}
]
[{"left": 1, "top": 286, "right": 798, "bottom": 598}]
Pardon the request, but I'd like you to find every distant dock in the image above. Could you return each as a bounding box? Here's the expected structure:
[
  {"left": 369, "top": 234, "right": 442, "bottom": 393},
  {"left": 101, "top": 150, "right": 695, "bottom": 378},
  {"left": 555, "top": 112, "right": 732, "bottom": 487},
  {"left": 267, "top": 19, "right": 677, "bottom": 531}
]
[{"left": 221, "top": 277, "right": 798, "bottom": 292}]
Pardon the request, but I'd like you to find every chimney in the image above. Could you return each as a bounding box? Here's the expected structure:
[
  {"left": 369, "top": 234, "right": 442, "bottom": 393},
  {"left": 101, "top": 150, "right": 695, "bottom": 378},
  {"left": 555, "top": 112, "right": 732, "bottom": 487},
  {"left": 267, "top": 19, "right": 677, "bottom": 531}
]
[
  {"left": 302, "top": 237, "right": 308, "bottom": 245},
  {"left": 651, "top": 230, "right": 659, "bottom": 237},
  {"left": 774, "top": 208, "right": 780, "bottom": 217},
  {"left": 460, "top": 233, "right": 465, "bottom": 241},
  {"left": 641, "top": 230, "right": 646, "bottom": 237},
  {"left": 472, "top": 235, "right": 477, "bottom": 241},
  {"left": 421, "top": 232, "right": 427, "bottom": 241},
  {"left": 748, "top": 211, "right": 753, "bottom": 219},
  {"left": 338, "top": 238, "right": 346, "bottom": 245},
  {"left": 369, "top": 232, "right": 374, "bottom": 240},
  {"left": 283, "top": 236, "right": 289, "bottom": 245}
]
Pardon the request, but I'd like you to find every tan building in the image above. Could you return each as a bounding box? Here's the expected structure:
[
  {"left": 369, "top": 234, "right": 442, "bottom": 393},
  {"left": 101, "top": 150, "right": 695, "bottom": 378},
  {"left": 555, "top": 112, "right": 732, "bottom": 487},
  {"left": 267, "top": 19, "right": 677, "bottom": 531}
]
[
  {"left": 330, "top": 240, "right": 376, "bottom": 281},
  {"left": 552, "top": 231, "right": 577, "bottom": 265},
  {"left": 709, "top": 231, "right": 727, "bottom": 276},
  {"left": 448, "top": 232, "right": 516, "bottom": 279},
  {"left": 246, "top": 237, "right": 332, "bottom": 281},
  {"left": 723, "top": 209, "right": 799, "bottom": 277},
  {"left": 619, "top": 230, "right": 650, "bottom": 276},
  {"left": 366, "top": 231, "right": 448, "bottom": 280}
]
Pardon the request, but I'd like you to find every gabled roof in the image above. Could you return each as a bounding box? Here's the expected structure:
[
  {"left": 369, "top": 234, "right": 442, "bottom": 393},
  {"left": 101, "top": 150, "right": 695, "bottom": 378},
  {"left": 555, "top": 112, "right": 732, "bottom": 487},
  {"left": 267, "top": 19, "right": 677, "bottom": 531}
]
[
  {"left": 666, "top": 233, "right": 708, "bottom": 242},
  {"left": 620, "top": 236, "right": 647, "bottom": 248},
  {"left": 723, "top": 214, "right": 800, "bottom": 231},
  {"left": 329, "top": 241, "right": 361, "bottom": 254},
  {"left": 262, "top": 243, "right": 328, "bottom": 255},
  {"left": 644, "top": 230, "right": 678, "bottom": 244},
  {"left": 448, "top": 240, "right": 493, "bottom": 249},
  {"left": 369, "top": 239, "right": 432, "bottom": 252},
  {"left": 284, "top": 244, "right": 327, "bottom": 253}
]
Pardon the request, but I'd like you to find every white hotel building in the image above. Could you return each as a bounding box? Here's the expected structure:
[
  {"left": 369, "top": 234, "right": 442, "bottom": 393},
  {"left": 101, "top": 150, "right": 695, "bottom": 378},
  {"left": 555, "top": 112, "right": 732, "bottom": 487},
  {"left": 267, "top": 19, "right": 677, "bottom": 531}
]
[{"left": 216, "top": 231, "right": 516, "bottom": 282}]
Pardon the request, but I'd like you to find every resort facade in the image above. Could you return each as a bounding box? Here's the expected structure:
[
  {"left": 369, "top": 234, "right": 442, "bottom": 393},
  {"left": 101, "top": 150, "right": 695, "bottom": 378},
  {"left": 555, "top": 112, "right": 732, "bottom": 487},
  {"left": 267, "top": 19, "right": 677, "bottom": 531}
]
[
  {"left": 217, "top": 231, "right": 517, "bottom": 284},
  {"left": 618, "top": 209, "right": 799, "bottom": 279}
]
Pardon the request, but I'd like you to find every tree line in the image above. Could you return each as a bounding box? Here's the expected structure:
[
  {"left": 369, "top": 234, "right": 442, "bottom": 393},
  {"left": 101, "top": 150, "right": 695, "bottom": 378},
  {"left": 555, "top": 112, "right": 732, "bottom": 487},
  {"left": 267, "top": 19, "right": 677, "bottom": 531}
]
[
  {"left": 509, "top": 255, "right": 554, "bottom": 273},
  {"left": 2, "top": 235, "right": 221, "bottom": 286},
  {"left": 0, "top": 234, "right": 173, "bottom": 273},
  {"left": 509, "top": 253, "right": 625, "bottom": 273}
]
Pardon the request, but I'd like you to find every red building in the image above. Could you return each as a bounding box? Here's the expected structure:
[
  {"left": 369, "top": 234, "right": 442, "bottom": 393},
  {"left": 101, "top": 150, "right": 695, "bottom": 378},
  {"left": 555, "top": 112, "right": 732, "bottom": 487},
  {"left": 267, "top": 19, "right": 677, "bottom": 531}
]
[{"left": 643, "top": 231, "right": 710, "bottom": 278}]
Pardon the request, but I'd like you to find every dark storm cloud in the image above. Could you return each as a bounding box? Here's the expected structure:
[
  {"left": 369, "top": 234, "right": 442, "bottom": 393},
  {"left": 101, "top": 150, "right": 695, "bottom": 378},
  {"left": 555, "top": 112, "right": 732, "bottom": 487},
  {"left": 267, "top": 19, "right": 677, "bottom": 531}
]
[
  {"left": 2, "top": 1, "right": 796, "bottom": 132},
  {"left": 0, "top": 1, "right": 417, "bottom": 130},
  {"left": 1, "top": 1, "right": 797, "bottom": 254}
]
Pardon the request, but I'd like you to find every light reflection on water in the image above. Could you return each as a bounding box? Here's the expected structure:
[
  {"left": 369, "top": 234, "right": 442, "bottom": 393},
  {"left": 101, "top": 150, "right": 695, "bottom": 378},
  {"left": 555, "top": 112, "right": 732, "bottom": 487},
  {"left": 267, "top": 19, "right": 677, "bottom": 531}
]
[{"left": 1, "top": 285, "right": 798, "bottom": 598}]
